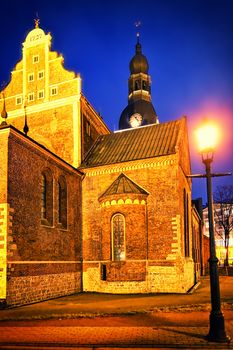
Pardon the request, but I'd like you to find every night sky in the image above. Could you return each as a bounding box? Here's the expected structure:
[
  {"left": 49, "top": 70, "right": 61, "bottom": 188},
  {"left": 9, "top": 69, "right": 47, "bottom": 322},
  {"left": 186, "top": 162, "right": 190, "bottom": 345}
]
[{"left": 1, "top": 0, "right": 232, "bottom": 203}]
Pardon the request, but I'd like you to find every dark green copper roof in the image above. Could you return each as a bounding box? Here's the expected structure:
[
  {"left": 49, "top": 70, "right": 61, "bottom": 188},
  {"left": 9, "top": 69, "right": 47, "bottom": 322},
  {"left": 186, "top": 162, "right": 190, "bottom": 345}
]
[{"left": 81, "top": 118, "right": 182, "bottom": 168}]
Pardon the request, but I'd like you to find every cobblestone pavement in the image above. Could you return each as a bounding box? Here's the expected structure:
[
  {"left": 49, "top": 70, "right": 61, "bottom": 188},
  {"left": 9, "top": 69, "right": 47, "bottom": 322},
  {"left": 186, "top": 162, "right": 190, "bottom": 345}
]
[
  {"left": 0, "top": 325, "right": 232, "bottom": 349},
  {"left": 0, "top": 277, "right": 232, "bottom": 349}
]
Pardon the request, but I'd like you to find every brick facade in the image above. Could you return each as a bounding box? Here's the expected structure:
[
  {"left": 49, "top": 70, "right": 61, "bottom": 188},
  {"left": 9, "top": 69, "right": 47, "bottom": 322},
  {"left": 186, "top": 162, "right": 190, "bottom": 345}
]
[
  {"left": 82, "top": 134, "right": 195, "bottom": 293},
  {"left": 0, "top": 126, "right": 83, "bottom": 306},
  {"left": 0, "top": 24, "right": 203, "bottom": 307}
]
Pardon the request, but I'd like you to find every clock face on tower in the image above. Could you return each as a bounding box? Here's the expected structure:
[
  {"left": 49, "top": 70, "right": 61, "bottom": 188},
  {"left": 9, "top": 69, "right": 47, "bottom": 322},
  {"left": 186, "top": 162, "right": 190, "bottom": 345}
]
[{"left": 129, "top": 113, "right": 143, "bottom": 128}]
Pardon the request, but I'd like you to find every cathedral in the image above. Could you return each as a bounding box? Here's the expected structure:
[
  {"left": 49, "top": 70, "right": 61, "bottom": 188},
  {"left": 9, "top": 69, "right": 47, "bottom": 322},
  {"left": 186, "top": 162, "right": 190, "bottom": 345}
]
[{"left": 0, "top": 22, "right": 202, "bottom": 307}]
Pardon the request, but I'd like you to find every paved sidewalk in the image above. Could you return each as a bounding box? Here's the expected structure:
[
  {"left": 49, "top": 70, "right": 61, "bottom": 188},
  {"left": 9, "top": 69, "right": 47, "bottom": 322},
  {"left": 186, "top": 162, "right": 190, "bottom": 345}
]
[
  {"left": 0, "top": 277, "right": 233, "bottom": 321},
  {"left": 0, "top": 277, "right": 232, "bottom": 349},
  {"left": 0, "top": 325, "right": 232, "bottom": 349}
]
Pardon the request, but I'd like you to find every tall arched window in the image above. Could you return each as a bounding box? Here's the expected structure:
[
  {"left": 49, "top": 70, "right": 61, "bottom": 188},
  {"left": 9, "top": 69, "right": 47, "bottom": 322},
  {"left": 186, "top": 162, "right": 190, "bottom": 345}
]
[
  {"left": 41, "top": 174, "right": 47, "bottom": 219},
  {"left": 41, "top": 169, "right": 53, "bottom": 226},
  {"left": 58, "top": 175, "right": 67, "bottom": 228},
  {"left": 112, "top": 214, "right": 125, "bottom": 261},
  {"left": 184, "top": 188, "right": 190, "bottom": 257}
]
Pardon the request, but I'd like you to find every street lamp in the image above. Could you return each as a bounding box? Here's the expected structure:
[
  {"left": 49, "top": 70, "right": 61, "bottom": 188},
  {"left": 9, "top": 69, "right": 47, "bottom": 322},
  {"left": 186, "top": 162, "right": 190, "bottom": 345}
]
[{"left": 195, "top": 120, "right": 230, "bottom": 342}]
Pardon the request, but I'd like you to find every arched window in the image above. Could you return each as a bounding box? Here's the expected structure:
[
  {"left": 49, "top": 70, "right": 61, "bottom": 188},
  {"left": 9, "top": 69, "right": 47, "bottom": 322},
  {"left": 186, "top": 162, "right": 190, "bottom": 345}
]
[
  {"left": 41, "top": 174, "right": 46, "bottom": 219},
  {"left": 58, "top": 175, "right": 67, "bottom": 228},
  {"left": 41, "top": 169, "right": 53, "bottom": 226},
  {"left": 134, "top": 80, "right": 140, "bottom": 91},
  {"left": 184, "top": 189, "right": 190, "bottom": 257},
  {"left": 142, "top": 80, "right": 147, "bottom": 90},
  {"left": 111, "top": 214, "right": 125, "bottom": 261}
]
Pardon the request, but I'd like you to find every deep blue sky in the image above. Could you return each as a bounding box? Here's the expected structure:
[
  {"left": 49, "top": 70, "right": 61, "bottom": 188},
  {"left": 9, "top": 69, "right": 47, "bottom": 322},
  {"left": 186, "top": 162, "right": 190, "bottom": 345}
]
[{"left": 1, "top": 0, "right": 232, "bottom": 202}]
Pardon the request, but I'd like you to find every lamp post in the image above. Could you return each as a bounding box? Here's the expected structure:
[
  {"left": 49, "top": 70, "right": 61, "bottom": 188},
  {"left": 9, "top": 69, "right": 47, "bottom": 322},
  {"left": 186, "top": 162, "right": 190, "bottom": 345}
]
[{"left": 195, "top": 121, "right": 230, "bottom": 342}]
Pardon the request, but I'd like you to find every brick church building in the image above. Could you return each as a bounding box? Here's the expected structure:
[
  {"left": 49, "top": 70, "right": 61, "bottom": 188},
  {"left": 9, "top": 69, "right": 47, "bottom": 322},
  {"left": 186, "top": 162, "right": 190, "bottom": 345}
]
[{"left": 0, "top": 22, "right": 202, "bottom": 307}]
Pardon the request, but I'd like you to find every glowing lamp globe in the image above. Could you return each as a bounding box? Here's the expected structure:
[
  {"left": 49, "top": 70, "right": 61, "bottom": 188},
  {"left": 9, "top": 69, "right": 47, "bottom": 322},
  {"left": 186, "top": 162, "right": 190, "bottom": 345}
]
[{"left": 195, "top": 121, "right": 220, "bottom": 155}]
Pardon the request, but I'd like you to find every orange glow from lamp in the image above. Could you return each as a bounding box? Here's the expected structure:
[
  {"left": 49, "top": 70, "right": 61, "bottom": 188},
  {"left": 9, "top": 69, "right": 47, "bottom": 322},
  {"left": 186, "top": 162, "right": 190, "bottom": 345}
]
[{"left": 195, "top": 119, "right": 221, "bottom": 162}]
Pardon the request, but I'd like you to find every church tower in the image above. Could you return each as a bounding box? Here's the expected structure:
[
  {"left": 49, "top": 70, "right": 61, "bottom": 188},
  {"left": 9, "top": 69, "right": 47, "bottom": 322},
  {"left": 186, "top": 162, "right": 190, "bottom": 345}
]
[{"left": 119, "top": 35, "right": 159, "bottom": 129}]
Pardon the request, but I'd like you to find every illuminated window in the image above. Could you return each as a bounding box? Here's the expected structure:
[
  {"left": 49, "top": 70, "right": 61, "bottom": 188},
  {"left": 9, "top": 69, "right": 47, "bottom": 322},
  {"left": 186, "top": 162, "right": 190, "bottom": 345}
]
[
  {"left": 50, "top": 86, "right": 58, "bottom": 96},
  {"left": 41, "top": 169, "right": 53, "bottom": 226},
  {"left": 38, "top": 71, "right": 44, "bottom": 79},
  {"left": 28, "top": 93, "right": 34, "bottom": 102},
  {"left": 28, "top": 73, "right": 34, "bottom": 82},
  {"left": 38, "top": 90, "right": 44, "bottom": 99},
  {"left": 58, "top": 176, "right": 67, "bottom": 229},
  {"left": 33, "top": 55, "right": 39, "bottom": 63},
  {"left": 16, "top": 96, "right": 22, "bottom": 105},
  {"left": 112, "top": 213, "right": 125, "bottom": 261}
]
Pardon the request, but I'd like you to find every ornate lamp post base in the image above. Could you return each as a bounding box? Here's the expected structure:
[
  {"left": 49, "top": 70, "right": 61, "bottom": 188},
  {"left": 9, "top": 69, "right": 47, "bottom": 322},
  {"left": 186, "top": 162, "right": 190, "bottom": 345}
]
[{"left": 206, "top": 311, "right": 231, "bottom": 343}]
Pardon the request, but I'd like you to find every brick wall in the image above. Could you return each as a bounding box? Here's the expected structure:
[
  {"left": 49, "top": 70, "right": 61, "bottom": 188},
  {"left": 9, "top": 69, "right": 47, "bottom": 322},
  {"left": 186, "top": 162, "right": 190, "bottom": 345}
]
[
  {"left": 82, "top": 154, "right": 195, "bottom": 294},
  {"left": 7, "top": 270, "right": 82, "bottom": 307},
  {"left": 1, "top": 127, "right": 83, "bottom": 306}
]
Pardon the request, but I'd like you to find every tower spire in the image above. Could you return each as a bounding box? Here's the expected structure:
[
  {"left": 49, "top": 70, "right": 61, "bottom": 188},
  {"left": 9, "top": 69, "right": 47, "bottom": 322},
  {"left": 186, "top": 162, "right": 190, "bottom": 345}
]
[
  {"left": 135, "top": 20, "right": 141, "bottom": 44},
  {"left": 118, "top": 29, "right": 159, "bottom": 130}
]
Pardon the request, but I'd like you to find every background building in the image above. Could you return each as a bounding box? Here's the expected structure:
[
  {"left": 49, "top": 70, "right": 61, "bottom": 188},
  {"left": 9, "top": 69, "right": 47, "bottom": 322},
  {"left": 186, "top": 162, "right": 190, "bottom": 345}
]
[{"left": 203, "top": 205, "right": 233, "bottom": 266}]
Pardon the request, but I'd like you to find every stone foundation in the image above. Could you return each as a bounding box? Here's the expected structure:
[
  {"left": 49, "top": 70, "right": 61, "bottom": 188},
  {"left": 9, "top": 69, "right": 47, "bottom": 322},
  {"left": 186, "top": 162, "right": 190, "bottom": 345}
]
[
  {"left": 6, "top": 271, "right": 82, "bottom": 307},
  {"left": 83, "top": 259, "right": 194, "bottom": 294}
]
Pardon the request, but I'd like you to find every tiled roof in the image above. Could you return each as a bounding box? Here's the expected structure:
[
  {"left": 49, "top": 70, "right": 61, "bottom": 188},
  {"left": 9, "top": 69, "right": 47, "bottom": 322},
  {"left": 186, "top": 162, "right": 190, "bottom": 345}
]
[
  {"left": 99, "top": 173, "right": 149, "bottom": 200},
  {"left": 82, "top": 118, "right": 182, "bottom": 168}
]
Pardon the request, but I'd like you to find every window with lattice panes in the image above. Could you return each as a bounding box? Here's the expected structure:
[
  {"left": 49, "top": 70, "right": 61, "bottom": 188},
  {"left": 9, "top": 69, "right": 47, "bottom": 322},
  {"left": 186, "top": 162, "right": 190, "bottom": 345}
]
[
  {"left": 16, "top": 96, "right": 22, "bottom": 105},
  {"left": 41, "top": 169, "right": 53, "bottom": 226},
  {"left": 38, "top": 90, "right": 44, "bottom": 99},
  {"left": 112, "top": 213, "right": 125, "bottom": 261},
  {"left": 51, "top": 86, "right": 58, "bottom": 96},
  {"left": 58, "top": 176, "right": 67, "bottom": 229},
  {"left": 28, "top": 73, "right": 34, "bottom": 82},
  {"left": 38, "top": 71, "right": 44, "bottom": 79},
  {"left": 33, "top": 55, "right": 39, "bottom": 63},
  {"left": 28, "top": 93, "right": 34, "bottom": 102}
]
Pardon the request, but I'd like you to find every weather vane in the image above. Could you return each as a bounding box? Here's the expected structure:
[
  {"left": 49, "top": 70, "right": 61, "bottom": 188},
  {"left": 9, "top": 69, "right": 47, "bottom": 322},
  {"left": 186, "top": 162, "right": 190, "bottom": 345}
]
[
  {"left": 134, "top": 20, "right": 141, "bottom": 42},
  {"left": 34, "top": 12, "right": 40, "bottom": 28}
]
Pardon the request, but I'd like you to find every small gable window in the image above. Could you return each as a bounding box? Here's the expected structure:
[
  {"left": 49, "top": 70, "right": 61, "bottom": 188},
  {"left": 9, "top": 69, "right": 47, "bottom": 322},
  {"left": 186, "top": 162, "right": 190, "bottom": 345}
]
[
  {"left": 38, "top": 90, "right": 44, "bottom": 99},
  {"left": 33, "top": 55, "right": 39, "bottom": 63},
  {"left": 28, "top": 73, "right": 34, "bottom": 82},
  {"left": 50, "top": 86, "right": 58, "bottom": 96},
  {"left": 112, "top": 213, "right": 125, "bottom": 261},
  {"left": 28, "top": 93, "right": 34, "bottom": 102},
  {"left": 58, "top": 176, "right": 67, "bottom": 229},
  {"left": 41, "top": 169, "right": 53, "bottom": 226},
  {"left": 38, "top": 71, "right": 44, "bottom": 79},
  {"left": 16, "top": 96, "right": 22, "bottom": 105}
]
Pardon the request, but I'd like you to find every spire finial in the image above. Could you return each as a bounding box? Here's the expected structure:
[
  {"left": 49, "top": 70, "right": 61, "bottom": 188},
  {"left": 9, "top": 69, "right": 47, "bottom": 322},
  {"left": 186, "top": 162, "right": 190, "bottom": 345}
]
[
  {"left": 1, "top": 83, "right": 8, "bottom": 126},
  {"left": 34, "top": 13, "right": 40, "bottom": 28},
  {"left": 23, "top": 97, "right": 29, "bottom": 136},
  {"left": 135, "top": 21, "right": 141, "bottom": 44}
]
